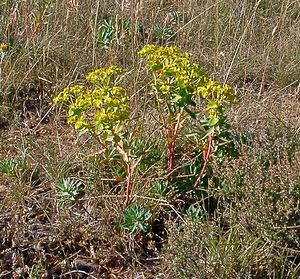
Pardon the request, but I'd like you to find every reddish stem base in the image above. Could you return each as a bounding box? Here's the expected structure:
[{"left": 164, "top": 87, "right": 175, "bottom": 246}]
[{"left": 194, "top": 135, "right": 213, "bottom": 189}]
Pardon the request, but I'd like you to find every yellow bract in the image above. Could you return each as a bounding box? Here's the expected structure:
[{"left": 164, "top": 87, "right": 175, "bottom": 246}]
[
  {"left": 197, "top": 80, "right": 237, "bottom": 105},
  {"left": 53, "top": 45, "right": 237, "bottom": 135},
  {"left": 53, "top": 67, "right": 130, "bottom": 133},
  {"left": 0, "top": 43, "right": 8, "bottom": 52},
  {"left": 139, "top": 44, "right": 237, "bottom": 127}
]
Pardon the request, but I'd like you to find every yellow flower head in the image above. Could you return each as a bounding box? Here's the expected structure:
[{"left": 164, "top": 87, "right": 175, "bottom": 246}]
[{"left": 0, "top": 43, "right": 8, "bottom": 52}]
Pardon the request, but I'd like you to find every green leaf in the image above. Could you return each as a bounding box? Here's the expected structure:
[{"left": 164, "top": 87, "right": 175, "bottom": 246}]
[
  {"left": 207, "top": 101, "right": 219, "bottom": 109},
  {"left": 1, "top": 159, "right": 15, "bottom": 176},
  {"left": 151, "top": 63, "right": 163, "bottom": 71},
  {"left": 171, "top": 94, "right": 182, "bottom": 103},
  {"left": 209, "top": 115, "right": 219, "bottom": 126},
  {"left": 68, "top": 107, "right": 81, "bottom": 117},
  {"left": 185, "top": 97, "right": 196, "bottom": 107}
]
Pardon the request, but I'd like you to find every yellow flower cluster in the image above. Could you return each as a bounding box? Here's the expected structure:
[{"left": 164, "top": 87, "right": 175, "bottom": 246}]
[
  {"left": 0, "top": 43, "right": 8, "bottom": 52},
  {"left": 139, "top": 45, "right": 237, "bottom": 126},
  {"left": 53, "top": 66, "right": 130, "bottom": 131},
  {"left": 53, "top": 85, "right": 85, "bottom": 106},
  {"left": 139, "top": 45, "right": 207, "bottom": 103},
  {"left": 197, "top": 80, "right": 237, "bottom": 105},
  {"left": 86, "top": 66, "right": 124, "bottom": 86}
]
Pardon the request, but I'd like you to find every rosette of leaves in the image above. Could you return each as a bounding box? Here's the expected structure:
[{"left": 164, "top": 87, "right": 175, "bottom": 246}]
[
  {"left": 152, "top": 25, "right": 174, "bottom": 43},
  {"left": 121, "top": 204, "right": 152, "bottom": 234},
  {"left": 97, "top": 17, "right": 131, "bottom": 49},
  {"left": 185, "top": 204, "right": 203, "bottom": 222},
  {"left": 56, "top": 177, "right": 83, "bottom": 205}
]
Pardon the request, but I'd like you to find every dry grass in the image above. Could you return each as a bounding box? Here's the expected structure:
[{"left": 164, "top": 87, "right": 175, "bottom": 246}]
[{"left": 0, "top": 0, "right": 300, "bottom": 278}]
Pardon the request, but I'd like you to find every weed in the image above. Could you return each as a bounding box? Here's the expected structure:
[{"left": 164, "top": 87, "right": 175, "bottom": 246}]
[
  {"left": 1, "top": 158, "right": 16, "bottom": 176},
  {"left": 53, "top": 45, "right": 237, "bottom": 206},
  {"left": 56, "top": 177, "right": 83, "bottom": 205},
  {"left": 121, "top": 204, "right": 152, "bottom": 234},
  {"left": 97, "top": 17, "right": 131, "bottom": 49},
  {"left": 139, "top": 44, "right": 236, "bottom": 185},
  {"left": 152, "top": 25, "right": 174, "bottom": 43}
]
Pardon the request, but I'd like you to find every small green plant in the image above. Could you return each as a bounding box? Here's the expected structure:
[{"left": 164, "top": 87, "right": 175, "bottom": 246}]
[
  {"left": 121, "top": 204, "right": 152, "bottom": 234},
  {"left": 1, "top": 159, "right": 16, "bottom": 176},
  {"left": 151, "top": 179, "right": 171, "bottom": 200},
  {"left": 56, "top": 177, "right": 83, "bottom": 205},
  {"left": 152, "top": 25, "right": 174, "bottom": 43},
  {"left": 56, "top": 177, "right": 82, "bottom": 205},
  {"left": 184, "top": 204, "right": 203, "bottom": 222},
  {"left": 29, "top": 260, "right": 44, "bottom": 279},
  {"left": 97, "top": 17, "right": 130, "bottom": 49},
  {"left": 167, "top": 11, "right": 183, "bottom": 25},
  {"left": 151, "top": 11, "right": 183, "bottom": 43},
  {"left": 1, "top": 158, "right": 28, "bottom": 177}
]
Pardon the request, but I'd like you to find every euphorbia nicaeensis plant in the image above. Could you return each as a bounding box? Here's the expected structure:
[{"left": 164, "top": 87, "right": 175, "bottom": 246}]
[
  {"left": 53, "top": 45, "right": 237, "bottom": 205},
  {"left": 53, "top": 66, "right": 137, "bottom": 205},
  {"left": 139, "top": 45, "right": 237, "bottom": 184}
]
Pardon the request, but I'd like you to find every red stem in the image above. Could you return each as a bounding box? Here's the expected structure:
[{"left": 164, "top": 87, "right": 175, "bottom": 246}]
[
  {"left": 167, "top": 115, "right": 182, "bottom": 176},
  {"left": 194, "top": 135, "right": 213, "bottom": 188}
]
